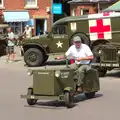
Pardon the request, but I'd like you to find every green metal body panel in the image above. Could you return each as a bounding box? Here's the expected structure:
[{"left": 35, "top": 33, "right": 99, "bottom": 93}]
[
  {"left": 31, "top": 66, "right": 100, "bottom": 96},
  {"left": 83, "top": 69, "right": 100, "bottom": 92},
  {"left": 32, "top": 68, "right": 75, "bottom": 96}
]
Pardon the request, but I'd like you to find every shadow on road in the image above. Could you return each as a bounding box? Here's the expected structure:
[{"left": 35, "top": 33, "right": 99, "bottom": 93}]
[
  {"left": 13, "top": 59, "right": 22, "bottom": 62},
  {"left": 106, "top": 71, "right": 120, "bottom": 78},
  {"left": 74, "top": 93, "right": 103, "bottom": 103}
]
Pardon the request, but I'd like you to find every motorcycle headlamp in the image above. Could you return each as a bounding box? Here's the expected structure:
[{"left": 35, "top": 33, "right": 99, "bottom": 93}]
[
  {"left": 99, "top": 50, "right": 102, "bottom": 54},
  {"left": 27, "top": 69, "right": 33, "bottom": 76},
  {"left": 118, "top": 50, "right": 120, "bottom": 54},
  {"left": 55, "top": 70, "right": 61, "bottom": 78}
]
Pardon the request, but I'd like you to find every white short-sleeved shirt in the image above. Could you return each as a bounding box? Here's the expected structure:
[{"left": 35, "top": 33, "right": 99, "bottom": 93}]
[
  {"left": 8, "top": 32, "right": 15, "bottom": 46},
  {"left": 65, "top": 44, "right": 93, "bottom": 65},
  {"left": 25, "top": 28, "right": 32, "bottom": 38}
]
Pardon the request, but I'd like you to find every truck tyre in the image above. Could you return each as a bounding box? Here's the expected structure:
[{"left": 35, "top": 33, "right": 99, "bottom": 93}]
[
  {"left": 42, "top": 55, "right": 49, "bottom": 64},
  {"left": 0, "top": 44, "right": 7, "bottom": 56},
  {"left": 98, "top": 69, "right": 107, "bottom": 77},
  {"left": 70, "top": 33, "right": 90, "bottom": 46},
  {"left": 20, "top": 49, "right": 24, "bottom": 56},
  {"left": 24, "top": 48, "right": 43, "bottom": 67},
  {"left": 85, "top": 92, "right": 95, "bottom": 99},
  {"left": 27, "top": 89, "right": 37, "bottom": 105},
  {"left": 64, "top": 92, "right": 74, "bottom": 108},
  {"left": 92, "top": 46, "right": 107, "bottom": 77}
]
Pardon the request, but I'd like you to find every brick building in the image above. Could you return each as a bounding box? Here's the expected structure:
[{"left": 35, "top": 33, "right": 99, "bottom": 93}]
[
  {"left": 68, "top": 0, "right": 118, "bottom": 16},
  {"left": 0, "top": 0, "right": 52, "bottom": 35}
]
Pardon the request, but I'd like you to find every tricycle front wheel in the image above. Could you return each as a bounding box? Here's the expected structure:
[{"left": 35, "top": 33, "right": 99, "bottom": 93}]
[
  {"left": 64, "top": 92, "right": 74, "bottom": 108},
  {"left": 84, "top": 92, "right": 95, "bottom": 99},
  {"left": 27, "top": 89, "right": 37, "bottom": 105}
]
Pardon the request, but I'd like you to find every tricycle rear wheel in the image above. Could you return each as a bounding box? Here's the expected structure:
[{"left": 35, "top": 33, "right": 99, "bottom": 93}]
[
  {"left": 27, "top": 89, "right": 37, "bottom": 105},
  {"left": 64, "top": 92, "right": 74, "bottom": 108},
  {"left": 85, "top": 92, "right": 95, "bottom": 99}
]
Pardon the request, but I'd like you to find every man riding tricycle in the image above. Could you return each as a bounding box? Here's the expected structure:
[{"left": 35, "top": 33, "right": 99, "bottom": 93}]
[{"left": 21, "top": 36, "right": 100, "bottom": 108}]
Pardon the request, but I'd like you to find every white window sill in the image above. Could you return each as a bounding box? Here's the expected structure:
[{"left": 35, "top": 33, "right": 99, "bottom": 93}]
[
  {"left": 0, "top": 6, "right": 5, "bottom": 9},
  {"left": 24, "top": 6, "right": 39, "bottom": 9}
]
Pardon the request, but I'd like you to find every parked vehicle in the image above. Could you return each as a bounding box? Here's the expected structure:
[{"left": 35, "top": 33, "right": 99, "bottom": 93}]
[
  {"left": 0, "top": 24, "right": 9, "bottom": 56},
  {"left": 21, "top": 12, "right": 120, "bottom": 77}
]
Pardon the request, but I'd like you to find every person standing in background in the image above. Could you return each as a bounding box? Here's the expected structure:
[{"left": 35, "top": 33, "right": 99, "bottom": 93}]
[
  {"left": 23, "top": 25, "right": 32, "bottom": 38},
  {"left": 6, "top": 27, "right": 15, "bottom": 63}
]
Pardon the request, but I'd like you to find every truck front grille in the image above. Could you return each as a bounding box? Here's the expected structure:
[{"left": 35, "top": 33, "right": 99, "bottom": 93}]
[{"left": 101, "top": 49, "right": 117, "bottom": 62}]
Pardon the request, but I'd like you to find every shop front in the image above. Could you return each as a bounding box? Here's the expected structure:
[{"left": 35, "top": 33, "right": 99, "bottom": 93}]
[
  {"left": 32, "top": 10, "right": 50, "bottom": 36},
  {"left": 3, "top": 10, "right": 30, "bottom": 35}
]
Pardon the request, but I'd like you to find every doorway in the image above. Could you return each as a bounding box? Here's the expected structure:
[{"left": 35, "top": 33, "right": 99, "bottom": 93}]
[{"left": 35, "top": 19, "right": 47, "bottom": 36}]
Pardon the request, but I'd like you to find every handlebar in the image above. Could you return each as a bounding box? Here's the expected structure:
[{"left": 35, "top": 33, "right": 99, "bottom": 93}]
[{"left": 55, "top": 57, "right": 75, "bottom": 68}]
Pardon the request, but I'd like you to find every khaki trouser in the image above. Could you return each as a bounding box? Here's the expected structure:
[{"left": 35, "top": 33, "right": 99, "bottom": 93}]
[{"left": 70, "top": 63, "right": 91, "bottom": 86}]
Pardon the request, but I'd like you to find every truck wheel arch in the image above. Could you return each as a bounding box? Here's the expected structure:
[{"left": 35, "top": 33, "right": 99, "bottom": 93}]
[
  {"left": 23, "top": 43, "right": 47, "bottom": 56},
  {"left": 70, "top": 32, "right": 90, "bottom": 46}
]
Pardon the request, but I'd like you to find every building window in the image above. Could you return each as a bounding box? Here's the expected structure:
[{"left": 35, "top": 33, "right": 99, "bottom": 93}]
[
  {"left": 81, "top": 9, "right": 89, "bottom": 15},
  {"left": 0, "top": 0, "right": 4, "bottom": 7},
  {"left": 25, "top": 0, "right": 37, "bottom": 7},
  {"left": 72, "top": 9, "right": 76, "bottom": 16},
  {"left": 8, "top": 22, "right": 24, "bottom": 35}
]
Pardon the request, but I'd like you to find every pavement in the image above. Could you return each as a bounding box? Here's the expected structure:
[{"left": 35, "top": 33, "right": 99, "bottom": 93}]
[{"left": 0, "top": 46, "right": 26, "bottom": 70}]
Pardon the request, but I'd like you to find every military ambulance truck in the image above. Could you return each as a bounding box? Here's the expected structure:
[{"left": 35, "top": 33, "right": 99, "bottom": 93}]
[{"left": 21, "top": 12, "right": 120, "bottom": 77}]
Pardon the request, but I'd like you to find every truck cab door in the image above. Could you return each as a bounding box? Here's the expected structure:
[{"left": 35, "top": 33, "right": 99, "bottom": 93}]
[{"left": 49, "top": 24, "right": 69, "bottom": 53}]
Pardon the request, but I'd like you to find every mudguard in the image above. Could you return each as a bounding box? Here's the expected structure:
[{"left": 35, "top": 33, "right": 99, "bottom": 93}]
[
  {"left": 64, "top": 87, "right": 73, "bottom": 93},
  {"left": 83, "top": 68, "right": 100, "bottom": 92}
]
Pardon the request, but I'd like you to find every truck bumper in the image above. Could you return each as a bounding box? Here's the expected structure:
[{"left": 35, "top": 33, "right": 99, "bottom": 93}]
[
  {"left": 20, "top": 94, "right": 64, "bottom": 101},
  {"left": 91, "top": 63, "right": 119, "bottom": 67}
]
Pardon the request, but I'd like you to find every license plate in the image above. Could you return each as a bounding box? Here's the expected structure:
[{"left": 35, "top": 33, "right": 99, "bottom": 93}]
[{"left": 91, "top": 63, "right": 119, "bottom": 67}]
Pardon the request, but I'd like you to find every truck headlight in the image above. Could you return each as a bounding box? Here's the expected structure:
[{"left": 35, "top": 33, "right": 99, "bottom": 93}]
[
  {"left": 55, "top": 70, "right": 61, "bottom": 78},
  {"left": 99, "top": 50, "right": 102, "bottom": 54},
  {"left": 118, "top": 50, "right": 120, "bottom": 54},
  {"left": 27, "top": 69, "right": 33, "bottom": 76}
]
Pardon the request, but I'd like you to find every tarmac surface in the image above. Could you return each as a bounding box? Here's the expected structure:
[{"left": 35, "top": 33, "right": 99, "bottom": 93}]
[{"left": 0, "top": 46, "right": 120, "bottom": 120}]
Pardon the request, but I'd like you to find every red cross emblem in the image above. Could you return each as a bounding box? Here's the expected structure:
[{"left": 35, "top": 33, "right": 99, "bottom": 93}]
[{"left": 89, "top": 19, "right": 111, "bottom": 39}]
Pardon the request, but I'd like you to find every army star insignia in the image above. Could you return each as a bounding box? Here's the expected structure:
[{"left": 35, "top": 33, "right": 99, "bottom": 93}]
[{"left": 56, "top": 41, "right": 63, "bottom": 48}]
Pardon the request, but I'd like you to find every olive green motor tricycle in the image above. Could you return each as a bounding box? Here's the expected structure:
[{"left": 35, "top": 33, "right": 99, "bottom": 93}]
[{"left": 21, "top": 59, "right": 100, "bottom": 108}]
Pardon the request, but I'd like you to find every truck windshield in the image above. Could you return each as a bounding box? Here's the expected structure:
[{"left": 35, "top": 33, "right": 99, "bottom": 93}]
[{"left": 53, "top": 26, "right": 66, "bottom": 34}]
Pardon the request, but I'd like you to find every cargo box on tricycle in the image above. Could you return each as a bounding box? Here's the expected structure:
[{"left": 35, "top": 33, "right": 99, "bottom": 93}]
[{"left": 21, "top": 61, "right": 100, "bottom": 108}]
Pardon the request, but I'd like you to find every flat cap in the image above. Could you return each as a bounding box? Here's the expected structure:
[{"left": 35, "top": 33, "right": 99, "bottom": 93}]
[{"left": 73, "top": 36, "right": 81, "bottom": 42}]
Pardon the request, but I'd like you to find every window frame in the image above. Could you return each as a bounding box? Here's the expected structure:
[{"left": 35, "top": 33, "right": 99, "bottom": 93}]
[
  {"left": 0, "top": 0, "right": 4, "bottom": 7},
  {"left": 52, "top": 25, "right": 66, "bottom": 35},
  {"left": 8, "top": 22, "right": 24, "bottom": 35},
  {"left": 25, "top": 0, "right": 38, "bottom": 8}
]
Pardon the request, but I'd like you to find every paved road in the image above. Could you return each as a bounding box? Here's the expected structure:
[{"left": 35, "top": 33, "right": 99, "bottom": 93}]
[{"left": 0, "top": 47, "right": 120, "bottom": 120}]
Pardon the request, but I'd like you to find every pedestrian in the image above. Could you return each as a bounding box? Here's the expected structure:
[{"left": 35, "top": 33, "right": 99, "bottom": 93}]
[
  {"left": 56, "top": 36, "right": 93, "bottom": 93},
  {"left": 23, "top": 25, "right": 32, "bottom": 38},
  {"left": 6, "top": 27, "right": 15, "bottom": 63}
]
